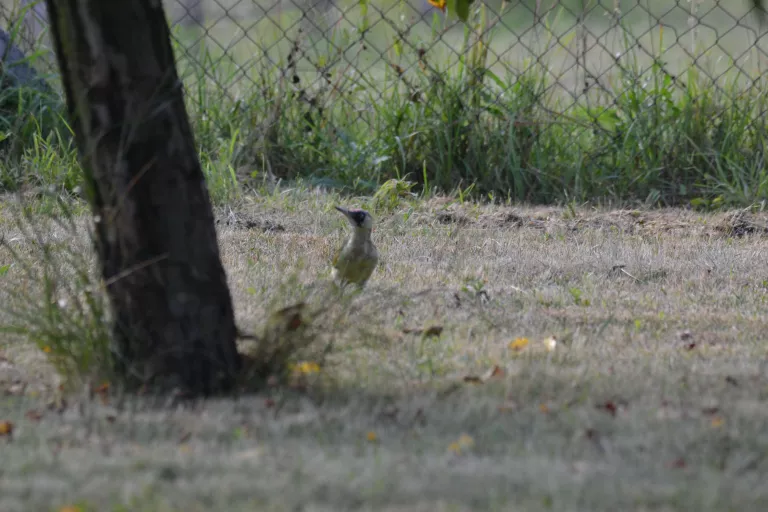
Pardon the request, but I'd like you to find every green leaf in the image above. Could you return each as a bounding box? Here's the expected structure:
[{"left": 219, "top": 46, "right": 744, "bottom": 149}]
[
  {"left": 393, "top": 38, "right": 402, "bottom": 58},
  {"left": 447, "top": 0, "right": 458, "bottom": 20},
  {"left": 484, "top": 69, "right": 505, "bottom": 90},
  {"left": 456, "top": 0, "right": 471, "bottom": 21},
  {"left": 0, "top": 264, "right": 10, "bottom": 276},
  {"left": 689, "top": 197, "right": 709, "bottom": 209}
]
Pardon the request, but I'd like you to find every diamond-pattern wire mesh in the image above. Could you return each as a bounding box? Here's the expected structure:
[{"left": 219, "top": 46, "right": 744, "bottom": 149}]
[
  {"left": 169, "top": 1, "right": 767, "bottom": 101},
  {"left": 3, "top": 0, "right": 768, "bottom": 192},
  {"left": 172, "top": 0, "right": 768, "bottom": 190}
]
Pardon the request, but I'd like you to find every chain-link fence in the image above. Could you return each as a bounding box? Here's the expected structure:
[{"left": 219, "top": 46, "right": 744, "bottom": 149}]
[
  {"left": 6, "top": 1, "right": 766, "bottom": 112},
  {"left": 2, "top": 0, "right": 768, "bottom": 202}
]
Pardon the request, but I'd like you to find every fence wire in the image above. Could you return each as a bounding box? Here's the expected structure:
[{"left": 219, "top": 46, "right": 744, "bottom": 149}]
[
  {"left": 6, "top": 2, "right": 767, "bottom": 108},
  {"left": 3, "top": 1, "right": 768, "bottom": 200}
]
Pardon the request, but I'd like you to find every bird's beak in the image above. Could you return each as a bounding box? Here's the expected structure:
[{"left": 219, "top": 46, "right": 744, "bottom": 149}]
[{"left": 335, "top": 206, "right": 351, "bottom": 218}]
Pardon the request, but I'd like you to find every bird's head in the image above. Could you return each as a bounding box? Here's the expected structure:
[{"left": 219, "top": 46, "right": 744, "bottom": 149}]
[{"left": 335, "top": 206, "right": 373, "bottom": 230}]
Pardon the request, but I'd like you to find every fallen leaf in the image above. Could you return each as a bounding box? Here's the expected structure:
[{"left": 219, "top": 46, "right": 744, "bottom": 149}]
[
  {"left": 24, "top": 410, "right": 42, "bottom": 422},
  {"left": 725, "top": 376, "right": 739, "bottom": 387},
  {"left": 288, "top": 315, "right": 303, "bottom": 331},
  {"left": 596, "top": 401, "right": 618, "bottom": 417},
  {"left": 0, "top": 420, "right": 13, "bottom": 436},
  {"left": 539, "top": 404, "right": 550, "bottom": 414},
  {"left": 669, "top": 457, "right": 687, "bottom": 469},
  {"left": 509, "top": 337, "right": 529, "bottom": 352},
  {"left": 463, "top": 365, "right": 505, "bottom": 384},
  {"left": 178, "top": 431, "right": 192, "bottom": 444},
  {"left": 366, "top": 431, "right": 378, "bottom": 442},
  {"left": 485, "top": 365, "right": 505, "bottom": 379},
  {"left": 402, "top": 325, "right": 444, "bottom": 337},
  {"left": 93, "top": 381, "right": 110, "bottom": 404},
  {"left": 457, "top": 433, "right": 474, "bottom": 446},
  {"left": 58, "top": 506, "right": 84, "bottom": 512},
  {"left": 291, "top": 361, "right": 320, "bottom": 375},
  {"left": 711, "top": 416, "right": 725, "bottom": 428},
  {"left": 448, "top": 433, "right": 475, "bottom": 454},
  {"left": 270, "top": 303, "right": 306, "bottom": 332},
  {"left": 702, "top": 407, "right": 720, "bottom": 416},
  {"left": 684, "top": 342, "right": 697, "bottom": 351}
]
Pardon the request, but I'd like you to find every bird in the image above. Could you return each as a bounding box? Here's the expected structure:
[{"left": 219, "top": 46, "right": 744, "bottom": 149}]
[{"left": 332, "top": 206, "right": 379, "bottom": 287}]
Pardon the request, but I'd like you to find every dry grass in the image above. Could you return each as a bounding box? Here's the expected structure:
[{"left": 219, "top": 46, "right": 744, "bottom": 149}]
[{"left": 3, "top": 192, "right": 768, "bottom": 511}]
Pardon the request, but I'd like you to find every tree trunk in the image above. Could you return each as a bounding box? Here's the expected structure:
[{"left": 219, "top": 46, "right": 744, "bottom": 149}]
[{"left": 45, "top": 0, "right": 241, "bottom": 394}]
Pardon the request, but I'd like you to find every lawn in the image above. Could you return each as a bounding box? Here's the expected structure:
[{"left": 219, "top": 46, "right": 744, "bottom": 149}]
[{"left": 3, "top": 192, "right": 768, "bottom": 510}]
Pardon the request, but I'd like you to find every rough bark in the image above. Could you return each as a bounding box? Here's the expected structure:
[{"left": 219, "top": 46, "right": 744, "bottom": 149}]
[{"left": 45, "top": 0, "right": 241, "bottom": 394}]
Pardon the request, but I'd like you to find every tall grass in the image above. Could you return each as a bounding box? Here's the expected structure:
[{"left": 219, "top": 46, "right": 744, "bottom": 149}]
[
  {"left": 0, "top": 3, "right": 767, "bottom": 207},
  {"left": 164, "top": 5, "right": 768, "bottom": 208}
]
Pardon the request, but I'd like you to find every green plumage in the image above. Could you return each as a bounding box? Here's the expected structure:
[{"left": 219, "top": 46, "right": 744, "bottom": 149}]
[
  {"left": 333, "top": 239, "right": 378, "bottom": 286},
  {"left": 332, "top": 206, "right": 379, "bottom": 287}
]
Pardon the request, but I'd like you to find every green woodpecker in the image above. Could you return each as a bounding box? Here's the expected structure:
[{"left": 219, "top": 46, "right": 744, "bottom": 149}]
[{"left": 332, "top": 206, "right": 379, "bottom": 287}]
